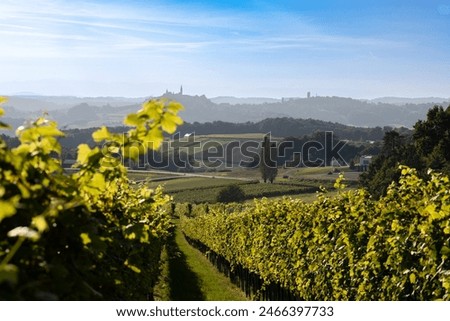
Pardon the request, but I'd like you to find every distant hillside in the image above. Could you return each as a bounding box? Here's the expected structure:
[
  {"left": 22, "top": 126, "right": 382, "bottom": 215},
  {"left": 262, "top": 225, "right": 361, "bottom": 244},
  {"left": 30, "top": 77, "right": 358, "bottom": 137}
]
[
  {"left": 210, "top": 96, "right": 281, "bottom": 105},
  {"left": 368, "top": 97, "right": 450, "bottom": 105},
  {"left": 3, "top": 95, "right": 146, "bottom": 112},
  {"left": 2, "top": 93, "right": 448, "bottom": 131},
  {"left": 165, "top": 93, "right": 443, "bottom": 128}
]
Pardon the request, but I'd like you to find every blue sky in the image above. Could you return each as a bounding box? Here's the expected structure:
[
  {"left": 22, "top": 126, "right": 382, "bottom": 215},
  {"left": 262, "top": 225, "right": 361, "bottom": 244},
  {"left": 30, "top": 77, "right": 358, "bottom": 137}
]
[{"left": 1, "top": 0, "right": 449, "bottom": 98}]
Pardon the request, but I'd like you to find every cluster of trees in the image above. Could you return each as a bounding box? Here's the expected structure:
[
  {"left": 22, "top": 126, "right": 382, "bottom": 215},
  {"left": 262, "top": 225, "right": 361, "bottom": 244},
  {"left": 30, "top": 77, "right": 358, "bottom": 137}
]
[
  {"left": 3, "top": 120, "right": 385, "bottom": 174},
  {"left": 360, "top": 105, "right": 450, "bottom": 198},
  {"left": 178, "top": 117, "right": 409, "bottom": 142},
  {"left": 277, "top": 132, "right": 381, "bottom": 168}
]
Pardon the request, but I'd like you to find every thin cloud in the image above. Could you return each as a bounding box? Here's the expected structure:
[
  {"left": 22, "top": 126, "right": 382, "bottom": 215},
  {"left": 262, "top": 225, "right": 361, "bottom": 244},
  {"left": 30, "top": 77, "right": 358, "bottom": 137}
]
[
  {"left": 219, "top": 33, "right": 408, "bottom": 54},
  {"left": 0, "top": 0, "right": 244, "bottom": 59},
  {"left": 0, "top": 29, "right": 92, "bottom": 41},
  {"left": 1, "top": 0, "right": 448, "bottom": 98}
]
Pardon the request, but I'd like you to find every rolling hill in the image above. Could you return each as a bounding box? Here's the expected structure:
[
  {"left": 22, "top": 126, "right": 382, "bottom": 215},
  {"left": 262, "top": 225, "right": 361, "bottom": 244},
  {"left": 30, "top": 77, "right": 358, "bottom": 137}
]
[{"left": 1, "top": 93, "right": 448, "bottom": 132}]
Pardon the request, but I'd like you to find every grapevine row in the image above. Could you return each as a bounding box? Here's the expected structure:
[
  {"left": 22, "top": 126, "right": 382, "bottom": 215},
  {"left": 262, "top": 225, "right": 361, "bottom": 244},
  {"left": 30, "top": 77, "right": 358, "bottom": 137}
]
[
  {"left": 181, "top": 169, "right": 450, "bottom": 300},
  {"left": 0, "top": 97, "right": 183, "bottom": 300}
]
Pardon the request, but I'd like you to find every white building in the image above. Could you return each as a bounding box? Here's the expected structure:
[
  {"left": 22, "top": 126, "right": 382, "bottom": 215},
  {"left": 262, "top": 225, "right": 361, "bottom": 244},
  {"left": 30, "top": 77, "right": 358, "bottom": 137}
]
[{"left": 359, "top": 155, "right": 373, "bottom": 171}]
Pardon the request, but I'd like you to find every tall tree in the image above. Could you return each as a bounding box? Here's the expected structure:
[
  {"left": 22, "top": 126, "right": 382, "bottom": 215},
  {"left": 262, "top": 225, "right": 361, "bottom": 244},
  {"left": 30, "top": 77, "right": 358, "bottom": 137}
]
[
  {"left": 381, "top": 131, "right": 404, "bottom": 156},
  {"left": 260, "top": 134, "right": 278, "bottom": 183},
  {"left": 413, "top": 105, "right": 450, "bottom": 174},
  {"left": 359, "top": 132, "right": 408, "bottom": 198}
]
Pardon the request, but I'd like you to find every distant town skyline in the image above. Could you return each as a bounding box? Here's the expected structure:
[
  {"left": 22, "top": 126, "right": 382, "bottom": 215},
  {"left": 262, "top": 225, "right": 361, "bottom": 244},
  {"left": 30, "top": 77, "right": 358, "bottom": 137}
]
[{"left": 1, "top": 0, "right": 450, "bottom": 99}]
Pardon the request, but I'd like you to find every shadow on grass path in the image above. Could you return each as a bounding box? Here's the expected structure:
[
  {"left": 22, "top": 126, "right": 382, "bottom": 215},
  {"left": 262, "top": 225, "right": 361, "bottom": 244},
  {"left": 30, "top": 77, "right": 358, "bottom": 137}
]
[
  {"left": 154, "top": 222, "right": 247, "bottom": 301},
  {"left": 166, "top": 229, "right": 205, "bottom": 300}
]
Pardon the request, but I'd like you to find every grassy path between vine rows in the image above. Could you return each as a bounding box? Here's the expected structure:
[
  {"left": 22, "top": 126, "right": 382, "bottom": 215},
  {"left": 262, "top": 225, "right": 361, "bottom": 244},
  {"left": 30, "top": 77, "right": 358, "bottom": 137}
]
[{"left": 154, "top": 221, "right": 247, "bottom": 301}]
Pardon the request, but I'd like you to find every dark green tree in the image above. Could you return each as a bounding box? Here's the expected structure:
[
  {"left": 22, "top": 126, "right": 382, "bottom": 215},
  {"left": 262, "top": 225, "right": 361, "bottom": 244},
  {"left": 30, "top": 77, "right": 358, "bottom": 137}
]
[
  {"left": 259, "top": 134, "right": 278, "bottom": 183},
  {"left": 413, "top": 105, "right": 450, "bottom": 174},
  {"left": 381, "top": 130, "right": 404, "bottom": 156},
  {"left": 216, "top": 184, "right": 246, "bottom": 203},
  {"left": 360, "top": 132, "right": 406, "bottom": 198}
]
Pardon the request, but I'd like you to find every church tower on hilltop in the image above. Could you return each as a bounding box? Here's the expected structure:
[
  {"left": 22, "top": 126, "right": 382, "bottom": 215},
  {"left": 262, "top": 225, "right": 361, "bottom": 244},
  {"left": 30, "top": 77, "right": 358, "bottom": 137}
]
[{"left": 179, "top": 85, "right": 183, "bottom": 95}]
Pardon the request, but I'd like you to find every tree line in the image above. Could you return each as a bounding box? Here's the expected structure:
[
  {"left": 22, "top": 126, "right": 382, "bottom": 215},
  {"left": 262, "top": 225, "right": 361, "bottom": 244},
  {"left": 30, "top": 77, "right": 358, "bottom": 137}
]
[
  {"left": 360, "top": 105, "right": 450, "bottom": 198},
  {"left": 178, "top": 117, "right": 410, "bottom": 141}
]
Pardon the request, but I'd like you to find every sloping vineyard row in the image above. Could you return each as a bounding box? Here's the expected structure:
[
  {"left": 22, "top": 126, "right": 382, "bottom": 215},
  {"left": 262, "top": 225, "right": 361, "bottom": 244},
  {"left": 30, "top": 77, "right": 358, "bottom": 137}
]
[{"left": 181, "top": 169, "right": 450, "bottom": 300}]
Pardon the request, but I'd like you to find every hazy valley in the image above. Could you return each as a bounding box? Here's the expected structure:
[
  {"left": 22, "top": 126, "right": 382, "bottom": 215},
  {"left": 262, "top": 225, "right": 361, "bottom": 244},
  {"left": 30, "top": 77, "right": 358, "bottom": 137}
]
[{"left": 2, "top": 93, "right": 449, "bottom": 133}]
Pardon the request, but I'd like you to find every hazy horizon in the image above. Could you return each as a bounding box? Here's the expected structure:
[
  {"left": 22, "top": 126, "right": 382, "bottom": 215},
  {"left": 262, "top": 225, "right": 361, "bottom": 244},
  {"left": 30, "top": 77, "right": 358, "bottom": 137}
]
[
  {"left": 6, "top": 90, "right": 450, "bottom": 102},
  {"left": 1, "top": 1, "right": 450, "bottom": 99},
  {"left": 5, "top": 91, "right": 450, "bottom": 102}
]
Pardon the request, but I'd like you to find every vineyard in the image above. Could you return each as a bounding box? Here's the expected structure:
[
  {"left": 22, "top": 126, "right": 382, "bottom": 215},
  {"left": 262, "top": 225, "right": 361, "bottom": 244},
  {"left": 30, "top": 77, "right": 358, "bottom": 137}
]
[
  {"left": 181, "top": 170, "right": 450, "bottom": 300},
  {"left": 158, "top": 179, "right": 320, "bottom": 204},
  {"left": 0, "top": 97, "right": 182, "bottom": 299},
  {"left": 1, "top": 95, "right": 450, "bottom": 300}
]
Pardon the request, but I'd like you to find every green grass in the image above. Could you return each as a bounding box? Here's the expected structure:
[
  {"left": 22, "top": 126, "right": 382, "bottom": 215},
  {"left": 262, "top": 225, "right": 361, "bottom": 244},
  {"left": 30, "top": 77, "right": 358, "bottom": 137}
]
[
  {"left": 169, "top": 188, "right": 221, "bottom": 203},
  {"left": 241, "top": 182, "right": 318, "bottom": 198},
  {"left": 154, "top": 223, "right": 247, "bottom": 301},
  {"left": 197, "top": 133, "right": 269, "bottom": 139},
  {"left": 281, "top": 166, "right": 361, "bottom": 182},
  {"left": 149, "top": 177, "right": 244, "bottom": 192},
  {"left": 127, "top": 171, "right": 179, "bottom": 181},
  {"left": 212, "top": 166, "right": 361, "bottom": 182}
]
